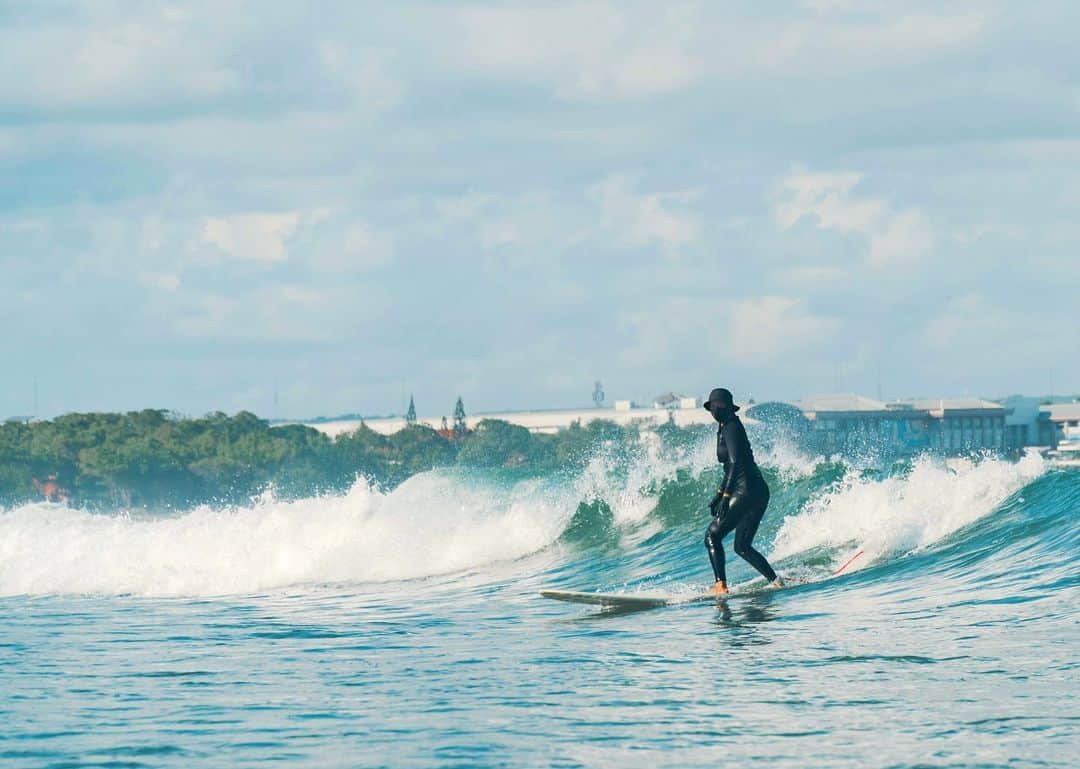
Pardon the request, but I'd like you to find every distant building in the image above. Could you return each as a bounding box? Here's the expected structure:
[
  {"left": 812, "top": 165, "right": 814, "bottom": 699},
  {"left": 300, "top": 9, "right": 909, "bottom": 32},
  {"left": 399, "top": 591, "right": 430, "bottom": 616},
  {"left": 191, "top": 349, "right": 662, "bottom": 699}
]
[
  {"left": 1002, "top": 396, "right": 1046, "bottom": 448},
  {"left": 305, "top": 402, "right": 716, "bottom": 437},
  {"left": 652, "top": 392, "right": 697, "bottom": 410},
  {"left": 797, "top": 394, "right": 1008, "bottom": 455},
  {"left": 1038, "top": 402, "right": 1080, "bottom": 448},
  {"left": 910, "top": 399, "right": 1008, "bottom": 452}
]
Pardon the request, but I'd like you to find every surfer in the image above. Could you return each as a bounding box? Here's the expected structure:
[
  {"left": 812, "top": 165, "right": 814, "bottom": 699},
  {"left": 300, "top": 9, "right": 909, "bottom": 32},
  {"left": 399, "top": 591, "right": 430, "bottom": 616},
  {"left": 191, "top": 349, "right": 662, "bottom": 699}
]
[{"left": 702, "top": 388, "right": 783, "bottom": 595}]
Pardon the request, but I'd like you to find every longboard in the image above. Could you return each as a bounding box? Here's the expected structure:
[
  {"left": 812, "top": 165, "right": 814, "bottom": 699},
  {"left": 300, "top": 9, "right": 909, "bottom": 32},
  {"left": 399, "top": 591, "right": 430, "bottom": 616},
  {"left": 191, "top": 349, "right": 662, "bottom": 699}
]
[
  {"left": 540, "top": 578, "right": 807, "bottom": 609},
  {"left": 539, "top": 589, "right": 718, "bottom": 609}
]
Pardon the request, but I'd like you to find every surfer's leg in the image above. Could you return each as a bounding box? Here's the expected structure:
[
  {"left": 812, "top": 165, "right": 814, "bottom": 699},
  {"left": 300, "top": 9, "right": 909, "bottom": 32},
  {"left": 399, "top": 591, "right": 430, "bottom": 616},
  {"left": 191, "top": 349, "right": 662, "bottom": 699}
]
[
  {"left": 731, "top": 492, "right": 779, "bottom": 583},
  {"left": 704, "top": 514, "right": 739, "bottom": 587}
]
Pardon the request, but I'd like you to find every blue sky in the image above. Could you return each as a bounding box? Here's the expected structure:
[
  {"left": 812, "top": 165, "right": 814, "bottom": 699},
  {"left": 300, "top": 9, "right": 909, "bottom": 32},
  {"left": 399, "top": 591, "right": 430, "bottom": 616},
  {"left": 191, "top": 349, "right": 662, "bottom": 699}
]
[{"left": 2, "top": 1, "right": 1078, "bottom": 419}]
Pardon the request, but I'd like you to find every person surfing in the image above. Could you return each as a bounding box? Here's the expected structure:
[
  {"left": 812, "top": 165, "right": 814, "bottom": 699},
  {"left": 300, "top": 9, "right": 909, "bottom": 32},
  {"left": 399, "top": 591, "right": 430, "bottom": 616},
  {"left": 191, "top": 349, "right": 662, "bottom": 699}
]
[{"left": 702, "top": 388, "right": 784, "bottom": 595}]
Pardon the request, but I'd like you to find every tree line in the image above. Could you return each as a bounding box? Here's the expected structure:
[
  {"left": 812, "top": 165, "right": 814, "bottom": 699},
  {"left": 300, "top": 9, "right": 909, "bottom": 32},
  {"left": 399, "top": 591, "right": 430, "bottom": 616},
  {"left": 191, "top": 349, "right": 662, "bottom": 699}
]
[{"left": 0, "top": 409, "right": 707, "bottom": 510}]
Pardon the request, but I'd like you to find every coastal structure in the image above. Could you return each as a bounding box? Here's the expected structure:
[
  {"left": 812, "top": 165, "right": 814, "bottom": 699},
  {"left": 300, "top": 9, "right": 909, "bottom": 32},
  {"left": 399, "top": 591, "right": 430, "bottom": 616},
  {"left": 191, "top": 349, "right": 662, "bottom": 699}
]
[
  {"left": 651, "top": 392, "right": 697, "bottom": 410},
  {"left": 1044, "top": 406, "right": 1080, "bottom": 467},
  {"left": 1038, "top": 402, "right": 1080, "bottom": 448},
  {"left": 301, "top": 392, "right": 1080, "bottom": 457},
  {"left": 785, "top": 394, "right": 1008, "bottom": 455},
  {"left": 307, "top": 399, "right": 715, "bottom": 438}
]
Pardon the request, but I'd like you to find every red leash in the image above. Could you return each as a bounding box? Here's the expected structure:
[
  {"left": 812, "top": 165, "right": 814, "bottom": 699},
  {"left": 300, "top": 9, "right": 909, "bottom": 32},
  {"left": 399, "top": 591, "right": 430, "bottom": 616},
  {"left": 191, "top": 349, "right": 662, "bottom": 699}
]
[{"left": 832, "top": 550, "right": 864, "bottom": 576}]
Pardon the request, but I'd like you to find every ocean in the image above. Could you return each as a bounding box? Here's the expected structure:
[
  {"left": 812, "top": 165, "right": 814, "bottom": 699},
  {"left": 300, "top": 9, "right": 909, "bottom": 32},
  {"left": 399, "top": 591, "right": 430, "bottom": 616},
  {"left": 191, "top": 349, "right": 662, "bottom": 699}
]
[{"left": 1, "top": 429, "right": 1076, "bottom": 768}]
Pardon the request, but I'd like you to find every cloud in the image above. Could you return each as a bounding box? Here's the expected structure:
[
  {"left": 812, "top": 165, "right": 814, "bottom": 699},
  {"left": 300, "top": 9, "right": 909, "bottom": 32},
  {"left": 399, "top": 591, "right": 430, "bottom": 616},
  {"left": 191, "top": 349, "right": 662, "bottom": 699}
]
[
  {"left": 449, "top": 3, "right": 703, "bottom": 101},
  {"left": 0, "top": 7, "right": 241, "bottom": 115},
  {"left": 435, "top": 192, "right": 496, "bottom": 222},
  {"left": 775, "top": 171, "right": 934, "bottom": 265},
  {"left": 771, "top": 265, "right": 848, "bottom": 287},
  {"left": 174, "top": 283, "right": 381, "bottom": 342},
  {"left": 750, "top": 11, "right": 986, "bottom": 74},
  {"left": 917, "top": 291, "right": 1080, "bottom": 383},
  {"left": 338, "top": 222, "right": 395, "bottom": 268},
  {"left": 478, "top": 221, "right": 519, "bottom": 250},
  {"left": 317, "top": 42, "right": 403, "bottom": 113},
  {"left": 923, "top": 293, "right": 1014, "bottom": 353},
  {"left": 201, "top": 213, "right": 301, "bottom": 263},
  {"left": 870, "top": 209, "right": 934, "bottom": 266},
  {"left": 588, "top": 175, "right": 701, "bottom": 251},
  {"left": 3, "top": 2, "right": 1079, "bottom": 417},
  {"left": 616, "top": 295, "right": 699, "bottom": 368},
  {"left": 285, "top": 211, "right": 396, "bottom": 272},
  {"left": 727, "top": 296, "right": 840, "bottom": 361},
  {"left": 616, "top": 292, "right": 839, "bottom": 371},
  {"left": 137, "top": 271, "right": 181, "bottom": 292}
]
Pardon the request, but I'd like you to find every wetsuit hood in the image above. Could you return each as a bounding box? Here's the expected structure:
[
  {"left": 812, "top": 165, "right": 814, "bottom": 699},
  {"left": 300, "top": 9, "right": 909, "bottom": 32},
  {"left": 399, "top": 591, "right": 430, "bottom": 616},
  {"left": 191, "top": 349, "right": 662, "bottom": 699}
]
[{"left": 703, "top": 388, "right": 740, "bottom": 414}]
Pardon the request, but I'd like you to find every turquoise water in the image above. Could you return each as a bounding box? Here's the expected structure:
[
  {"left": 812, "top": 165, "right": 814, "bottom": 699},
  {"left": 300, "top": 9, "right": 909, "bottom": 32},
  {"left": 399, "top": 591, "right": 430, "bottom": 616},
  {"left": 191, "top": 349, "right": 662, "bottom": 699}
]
[{"left": 1, "top": 436, "right": 1077, "bottom": 767}]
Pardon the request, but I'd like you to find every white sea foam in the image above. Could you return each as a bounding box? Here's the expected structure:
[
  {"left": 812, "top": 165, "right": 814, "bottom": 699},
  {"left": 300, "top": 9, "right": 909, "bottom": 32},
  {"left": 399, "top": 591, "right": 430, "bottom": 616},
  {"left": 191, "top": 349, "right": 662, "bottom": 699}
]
[
  {"left": 756, "top": 436, "right": 824, "bottom": 482},
  {"left": 769, "top": 452, "right": 1046, "bottom": 571},
  {"left": 575, "top": 430, "right": 698, "bottom": 526},
  {"left": 0, "top": 424, "right": 724, "bottom": 597},
  {"left": 0, "top": 473, "right": 573, "bottom": 598}
]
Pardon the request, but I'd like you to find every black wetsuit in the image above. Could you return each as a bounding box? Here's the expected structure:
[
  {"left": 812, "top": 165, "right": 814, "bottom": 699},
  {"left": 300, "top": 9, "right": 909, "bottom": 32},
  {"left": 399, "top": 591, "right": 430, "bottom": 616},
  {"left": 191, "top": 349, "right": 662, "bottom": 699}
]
[{"left": 704, "top": 414, "right": 778, "bottom": 585}]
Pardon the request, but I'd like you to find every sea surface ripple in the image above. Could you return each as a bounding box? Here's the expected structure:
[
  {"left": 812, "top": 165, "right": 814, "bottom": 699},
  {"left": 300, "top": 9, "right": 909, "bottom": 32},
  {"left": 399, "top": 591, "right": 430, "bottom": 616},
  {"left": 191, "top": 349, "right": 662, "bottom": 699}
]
[{"left": 1, "top": 440, "right": 1077, "bottom": 768}]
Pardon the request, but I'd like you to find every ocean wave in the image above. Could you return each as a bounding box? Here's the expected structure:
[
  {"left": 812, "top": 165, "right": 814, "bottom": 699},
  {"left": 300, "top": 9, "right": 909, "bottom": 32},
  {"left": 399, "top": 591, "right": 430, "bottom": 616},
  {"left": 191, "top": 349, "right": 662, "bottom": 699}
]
[
  {"left": 1, "top": 422, "right": 1064, "bottom": 599},
  {"left": 0, "top": 473, "right": 571, "bottom": 597},
  {"left": 768, "top": 451, "right": 1047, "bottom": 572}
]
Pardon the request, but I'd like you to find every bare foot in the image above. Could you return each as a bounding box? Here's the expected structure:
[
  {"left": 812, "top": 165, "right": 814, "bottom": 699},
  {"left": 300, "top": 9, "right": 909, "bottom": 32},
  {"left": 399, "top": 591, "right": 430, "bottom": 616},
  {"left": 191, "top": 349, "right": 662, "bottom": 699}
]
[
  {"left": 771, "top": 577, "right": 786, "bottom": 589},
  {"left": 706, "top": 581, "right": 729, "bottom": 596}
]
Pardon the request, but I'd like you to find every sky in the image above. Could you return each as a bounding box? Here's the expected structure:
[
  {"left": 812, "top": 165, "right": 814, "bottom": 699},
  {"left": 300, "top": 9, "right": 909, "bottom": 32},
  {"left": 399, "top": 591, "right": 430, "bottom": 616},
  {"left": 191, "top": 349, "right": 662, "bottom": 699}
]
[{"left": 2, "top": 0, "right": 1079, "bottom": 420}]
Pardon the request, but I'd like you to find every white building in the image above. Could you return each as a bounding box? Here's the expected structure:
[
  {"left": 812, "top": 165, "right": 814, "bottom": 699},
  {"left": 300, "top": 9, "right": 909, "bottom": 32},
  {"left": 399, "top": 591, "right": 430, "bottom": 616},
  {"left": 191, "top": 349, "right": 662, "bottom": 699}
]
[{"left": 306, "top": 404, "right": 718, "bottom": 438}]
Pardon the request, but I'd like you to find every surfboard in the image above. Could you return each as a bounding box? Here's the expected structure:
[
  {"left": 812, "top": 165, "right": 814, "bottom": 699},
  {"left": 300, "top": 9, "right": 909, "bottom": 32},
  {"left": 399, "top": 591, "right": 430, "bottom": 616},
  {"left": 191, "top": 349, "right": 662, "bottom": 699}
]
[
  {"left": 539, "top": 589, "right": 717, "bottom": 609},
  {"left": 540, "top": 578, "right": 805, "bottom": 609}
]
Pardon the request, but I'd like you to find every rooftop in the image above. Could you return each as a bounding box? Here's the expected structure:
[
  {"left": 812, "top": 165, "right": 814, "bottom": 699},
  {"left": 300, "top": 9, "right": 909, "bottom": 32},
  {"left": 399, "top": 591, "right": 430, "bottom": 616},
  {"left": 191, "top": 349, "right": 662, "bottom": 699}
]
[
  {"left": 1040, "top": 403, "right": 1080, "bottom": 421},
  {"left": 910, "top": 398, "right": 1005, "bottom": 412},
  {"left": 798, "top": 394, "right": 1008, "bottom": 416},
  {"left": 798, "top": 394, "right": 888, "bottom": 413}
]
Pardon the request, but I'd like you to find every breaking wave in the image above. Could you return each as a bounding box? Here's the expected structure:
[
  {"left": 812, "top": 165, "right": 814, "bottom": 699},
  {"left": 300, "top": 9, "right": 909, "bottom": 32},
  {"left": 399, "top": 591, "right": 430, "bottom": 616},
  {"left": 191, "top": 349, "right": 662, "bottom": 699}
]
[{"left": 0, "top": 426, "right": 1067, "bottom": 599}]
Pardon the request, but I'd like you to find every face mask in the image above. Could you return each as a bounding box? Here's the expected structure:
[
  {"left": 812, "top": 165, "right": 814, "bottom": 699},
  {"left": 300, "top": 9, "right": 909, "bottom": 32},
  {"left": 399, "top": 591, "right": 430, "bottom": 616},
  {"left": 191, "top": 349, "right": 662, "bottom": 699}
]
[{"left": 711, "top": 404, "right": 732, "bottom": 421}]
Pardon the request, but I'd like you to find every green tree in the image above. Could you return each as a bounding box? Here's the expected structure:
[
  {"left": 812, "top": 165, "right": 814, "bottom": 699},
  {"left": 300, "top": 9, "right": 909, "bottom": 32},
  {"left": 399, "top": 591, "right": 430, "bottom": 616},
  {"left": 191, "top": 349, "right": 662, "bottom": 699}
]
[
  {"left": 405, "top": 396, "right": 417, "bottom": 425},
  {"left": 456, "top": 419, "right": 535, "bottom": 468},
  {"left": 332, "top": 423, "right": 394, "bottom": 487},
  {"left": 388, "top": 424, "right": 455, "bottom": 479}
]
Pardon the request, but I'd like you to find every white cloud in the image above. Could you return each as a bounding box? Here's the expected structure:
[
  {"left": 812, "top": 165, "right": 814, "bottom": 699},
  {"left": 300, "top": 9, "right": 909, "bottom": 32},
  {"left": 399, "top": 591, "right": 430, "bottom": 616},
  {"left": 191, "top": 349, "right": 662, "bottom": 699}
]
[
  {"left": 292, "top": 212, "right": 396, "bottom": 272},
  {"left": 339, "top": 222, "right": 395, "bottom": 268},
  {"left": 175, "top": 283, "right": 380, "bottom": 342},
  {"left": 589, "top": 175, "right": 701, "bottom": 251},
  {"left": 923, "top": 293, "right": 1007, "bottom": 351},
  {"left": 201, "top": 213, "right": 301, "bottom": 263},
  {"left": 450, "top": 3, "right": 703, "bottom": 101},
  {"left": 798, "top": 0, "right": 861, "bottom": 11},
  {"left": 616, "top": 295, "right": 699, "bottom": 368},
  {"left": 775, "top": 171, "right": 934, "bottom": 265},
  {"left": 617, "top": 292, "right": 839, "bottom": 371},
  {"left": 318, "top": 42, "right": 402, "bottom": 114},
  {"left": 137, "top": 271, "right": 181, "bottom": 292},
  {"left": 751, "top": 12, "right": 986, "bottom": 73},
  {"left": 436, "top": 192, "right": 495, "bottom": 222},
  {"left": 727, "top": 295, "right": 840, "bottom": 361},
  {"left": 478, "top": 221, "right": 519, "bottom": 250},
  {"left": 772, "top": 265, "right": 848, "bottom": 287},
  {"left": 869, "top": 209, "right": 934, "bottom": 267},
  {"left": 0, "top": 10, "right": 241, "bottom": 112},
  {"left": 920, "top": 292, "right": 1078, "bottom": 378}
]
